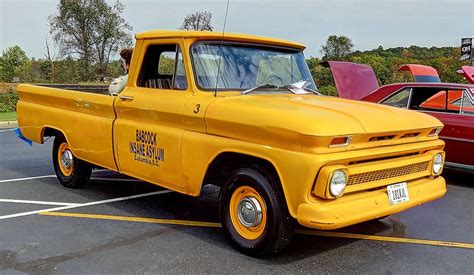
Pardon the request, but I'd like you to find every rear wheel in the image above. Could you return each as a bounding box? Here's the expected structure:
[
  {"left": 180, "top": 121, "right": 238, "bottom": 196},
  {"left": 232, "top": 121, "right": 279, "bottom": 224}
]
[
  {"left": 52, "top": 134, "right": 92, "bottom": 188},
  {"left": 219, "top": 167, "right": 293, "bottom": 256}
]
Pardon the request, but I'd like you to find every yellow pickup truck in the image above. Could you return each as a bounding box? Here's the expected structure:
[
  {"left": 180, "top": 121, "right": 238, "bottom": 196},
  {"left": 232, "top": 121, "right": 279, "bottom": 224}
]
[{"left": 17, "top": 30, "right": 446, "bottom": 256}]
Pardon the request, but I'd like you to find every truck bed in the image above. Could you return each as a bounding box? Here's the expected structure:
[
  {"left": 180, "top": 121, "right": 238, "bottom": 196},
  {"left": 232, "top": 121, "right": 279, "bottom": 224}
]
[{"left": 16, "top": 84, "right": 118, "bottom": 171}]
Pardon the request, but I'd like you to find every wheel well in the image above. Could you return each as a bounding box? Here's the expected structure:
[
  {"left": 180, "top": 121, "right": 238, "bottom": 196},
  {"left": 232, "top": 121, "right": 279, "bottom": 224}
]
[
  {"left": 42, "top": 127, "right": 100, "bottom": 169},
  {"left": 42, "top": 127, "right": 63, "bottom": 142},
  {"left": 203, "top": 152, "right": 281, "bottom": 189}
]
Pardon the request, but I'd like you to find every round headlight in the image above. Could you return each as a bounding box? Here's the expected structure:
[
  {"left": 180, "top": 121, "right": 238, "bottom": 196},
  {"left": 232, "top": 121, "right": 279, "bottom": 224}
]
[
  {"left": 433, "top": 153, "right": 444, "bottom": 175},
  {"left": 329, "top": 169, "right": 347, "bottom": 197}
]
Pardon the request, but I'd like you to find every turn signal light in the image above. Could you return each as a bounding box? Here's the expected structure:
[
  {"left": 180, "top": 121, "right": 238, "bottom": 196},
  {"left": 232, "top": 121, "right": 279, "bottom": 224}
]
[
  {"left": 329, "top": 136, "right": 352, "bottom": 148},
  {"left": 428, "top": 127, "right": 442, "bottom": 137}
]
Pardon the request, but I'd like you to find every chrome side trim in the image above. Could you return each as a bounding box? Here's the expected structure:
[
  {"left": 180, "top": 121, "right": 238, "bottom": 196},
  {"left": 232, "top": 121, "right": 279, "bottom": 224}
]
[
  {"left": 445, "top": 162, "right": 474, "bottom": 172},
  {"left": 420, "top": 110, "right": 462, "bottom": 116},
  {"left": 407, "top": 88, "right": 413, "bottom": 109},
  {"left": 440, "top": 136, "right": 474, "bottom": 143}
]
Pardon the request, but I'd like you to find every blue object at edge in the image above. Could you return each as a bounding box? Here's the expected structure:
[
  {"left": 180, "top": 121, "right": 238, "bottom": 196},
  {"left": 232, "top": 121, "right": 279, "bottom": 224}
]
[{"left": 14, "top": 128, "right": 32, "bottom": 146}]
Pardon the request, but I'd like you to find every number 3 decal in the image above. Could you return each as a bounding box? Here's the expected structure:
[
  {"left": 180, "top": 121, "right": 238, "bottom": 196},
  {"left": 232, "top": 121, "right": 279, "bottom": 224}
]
[{"left": 194, "top": 104, "right": 201, "bottom": 114}]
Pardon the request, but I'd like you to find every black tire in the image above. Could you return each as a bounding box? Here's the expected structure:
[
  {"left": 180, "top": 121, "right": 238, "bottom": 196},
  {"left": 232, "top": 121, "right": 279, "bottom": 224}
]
[
  {"left": 52, "top": 134, "right": 92, "bottom": 188},
  {"left": 219, "top": 167, "right": 293, "bottom": 256}
]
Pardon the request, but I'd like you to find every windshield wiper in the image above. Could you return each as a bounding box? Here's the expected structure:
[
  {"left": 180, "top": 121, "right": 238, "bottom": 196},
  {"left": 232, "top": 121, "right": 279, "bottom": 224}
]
[
  {"left": 241, "top": 84, "right": 280, "bottom": 95},
  {"left": 300, "top": 87, "right": 320, "bottom": 95},
  {"left": 242, "top": 80, "right": 320, "bottom": 95}
]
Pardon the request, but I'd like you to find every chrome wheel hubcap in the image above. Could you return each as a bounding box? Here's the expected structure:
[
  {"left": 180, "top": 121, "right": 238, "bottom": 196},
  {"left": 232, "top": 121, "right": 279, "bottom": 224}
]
[
  {"left": 61, "top": 149, "right": 73, "bottom": 169},
  {"left": 237, "top": 196, "right": 263, "bottom": 228}
]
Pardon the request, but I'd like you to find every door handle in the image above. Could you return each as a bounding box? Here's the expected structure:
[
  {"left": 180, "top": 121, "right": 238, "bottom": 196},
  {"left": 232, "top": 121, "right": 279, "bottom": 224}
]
[{"left": 119, "top": 95, "right": 134, "bottom": 101}]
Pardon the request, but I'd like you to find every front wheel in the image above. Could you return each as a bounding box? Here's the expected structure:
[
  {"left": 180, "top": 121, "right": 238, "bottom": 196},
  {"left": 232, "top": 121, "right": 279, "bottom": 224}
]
[
  {"left": 219, "top": 167, "right": 293, "bottom": 256},
  {"left": 52, "top": 134, "right": 92, "bottom": 188}
]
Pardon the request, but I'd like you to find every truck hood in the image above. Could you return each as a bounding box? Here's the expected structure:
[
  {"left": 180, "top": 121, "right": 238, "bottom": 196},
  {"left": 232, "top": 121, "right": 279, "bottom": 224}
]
[{"left": 205, "top": 94, "right": 442, "bottom": 150}]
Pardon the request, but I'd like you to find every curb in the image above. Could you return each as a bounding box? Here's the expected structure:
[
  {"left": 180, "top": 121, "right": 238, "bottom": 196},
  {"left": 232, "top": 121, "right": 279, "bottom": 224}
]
[{"left": 0, "top": 121, "right": 18, "bottom": 129}]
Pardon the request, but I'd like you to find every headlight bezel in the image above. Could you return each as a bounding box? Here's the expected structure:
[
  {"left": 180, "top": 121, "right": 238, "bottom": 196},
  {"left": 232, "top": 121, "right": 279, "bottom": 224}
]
[
  {"left": 329, "top": 169, "right": 348, "bottom": 198},
  {"left": 432, "top": 152, "right": 444, "bottom": 175}
]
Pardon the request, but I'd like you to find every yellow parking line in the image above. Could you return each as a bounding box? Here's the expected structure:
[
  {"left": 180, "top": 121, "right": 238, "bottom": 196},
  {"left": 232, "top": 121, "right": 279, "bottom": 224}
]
[
  {"left": 39, "top": 211, "right": 474, "bottom": 250},
  {"left": 295, "top": 230, "right": 474, "bottom": 250},
  {"left": 39, "top": 211, "right": 222, "bottom": 228}
]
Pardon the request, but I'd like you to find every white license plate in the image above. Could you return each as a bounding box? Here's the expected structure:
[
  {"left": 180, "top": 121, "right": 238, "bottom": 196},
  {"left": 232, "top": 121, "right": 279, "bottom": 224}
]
[{"left": 387, "top": 182, "right": 410, "bottom": 205}]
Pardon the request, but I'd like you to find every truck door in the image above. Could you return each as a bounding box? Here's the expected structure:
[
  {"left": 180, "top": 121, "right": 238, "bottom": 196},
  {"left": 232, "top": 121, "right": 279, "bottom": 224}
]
[{"left": 113, "top": 40, "right": 191, "bottom": 192}]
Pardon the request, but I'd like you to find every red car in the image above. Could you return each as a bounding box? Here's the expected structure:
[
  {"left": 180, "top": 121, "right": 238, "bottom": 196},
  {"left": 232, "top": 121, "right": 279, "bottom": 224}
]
[{"left": 326, "top": 61, "right": 474, "bottom": 171}]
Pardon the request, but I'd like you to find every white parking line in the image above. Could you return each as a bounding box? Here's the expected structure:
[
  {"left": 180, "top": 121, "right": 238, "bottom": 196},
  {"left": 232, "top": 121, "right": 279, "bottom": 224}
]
[
  {"left": 0, "top": 189, "right": 172, "bottom": 220},
  {"left": 0, "top": 175, "right": 142, "bottom": 183},
  {"left": 0, "top": 199, "right": 80, "bottom": 206},
  {"left": 0, "top": 129, "right": 14, "bottom": 133},
  {"left": 0, "top": 175, "right": 56, "bottom": 183}
]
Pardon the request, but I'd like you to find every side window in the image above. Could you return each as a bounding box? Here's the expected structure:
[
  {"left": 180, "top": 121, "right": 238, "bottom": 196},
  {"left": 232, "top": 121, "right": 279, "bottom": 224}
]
[
  {"left": 461, "top": 91, "right": 474, "bottom": 115},
  {"left": 138, "top": 44, "right": 187, "bottom": 90},
  {"left": 409, "top": 87, "right": 464, "bottom": 114},
  {"left": 381, "top": 88, "right": 411, "bottom": 108},
  {"left": 418, "top": 90, "right": 447, "bottom": 111},
  {"left": 446, "top": 90, "right": 462, "bottom": 112}
]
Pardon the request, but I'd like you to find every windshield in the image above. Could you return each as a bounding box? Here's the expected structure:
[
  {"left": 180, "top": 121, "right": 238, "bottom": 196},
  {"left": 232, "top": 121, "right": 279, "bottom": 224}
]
[{"left": 191, "top": 42, "right": 317, "bottom": 91}]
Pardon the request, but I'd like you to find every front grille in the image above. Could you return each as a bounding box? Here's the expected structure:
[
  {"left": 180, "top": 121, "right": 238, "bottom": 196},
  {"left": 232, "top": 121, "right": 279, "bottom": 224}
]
[
  {"left": 369, "top": 135, "right": 395, "bottom": 142},
  {"left": 347, "top": 161, "right": 430, "bottom": 186},
  {"left": 401, "top": 132, "right": 420, "bottom": 138}
]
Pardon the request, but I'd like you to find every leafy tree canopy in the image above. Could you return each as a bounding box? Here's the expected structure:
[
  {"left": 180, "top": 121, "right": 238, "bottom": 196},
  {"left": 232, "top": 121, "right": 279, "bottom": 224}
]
[
  {"left": 49, "top": 0, "right": 132, "bottom": 80},
  {"left": 310, "top": 40, "right": 469, "bottom": 96},
  {"left": 0, "top": 45, "right": 30, "bottom": 82},
  {"left": 320, "top": 35, "right": 354, "bottom": 61},
  {"left": 181, "top": 11, "right": 214, "bottom": 31}
]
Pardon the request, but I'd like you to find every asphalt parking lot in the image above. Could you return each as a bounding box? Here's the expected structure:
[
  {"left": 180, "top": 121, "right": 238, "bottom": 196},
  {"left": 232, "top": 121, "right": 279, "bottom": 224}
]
[{"left": 0, "top": 128, "right": 473, "bottom": 274}]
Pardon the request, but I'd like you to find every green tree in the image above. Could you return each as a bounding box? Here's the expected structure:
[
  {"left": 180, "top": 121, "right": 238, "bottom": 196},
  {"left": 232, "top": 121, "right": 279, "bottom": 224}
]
[
  {"left": 349, "top": 45, "right": 470, "bottom": 85},
  {"left": 49, "top": 0, "right": 132, "bottom": 80},
  {"left": 158, "top": 56, "right": 176, "bottom": 75},
  {"left": 54, "top": 56, "right": 81, "bottom": 83},
  {"left": 308, "top": 36, "right": 472, "bottom": 96},
  {"left": 0, "top": 45, "right": 30, "bottom": 82},
  {"left": 181, "top": 11, "right": 214, "bottom": 31},
  {"left": 320, "top": 35, "right": 354, "bottom": 61},
  {"left": 25, "top": 58, "right": 46, "bottom": 83}
]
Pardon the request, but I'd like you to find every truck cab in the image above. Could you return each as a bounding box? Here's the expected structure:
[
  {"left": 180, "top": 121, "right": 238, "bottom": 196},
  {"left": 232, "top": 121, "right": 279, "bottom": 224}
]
[{"left": 17, "top": 30, "right": 446, "bottom": 256}]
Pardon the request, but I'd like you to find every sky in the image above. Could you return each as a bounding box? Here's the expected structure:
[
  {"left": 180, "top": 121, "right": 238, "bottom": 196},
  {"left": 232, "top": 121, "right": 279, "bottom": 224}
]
[{"left": 0, "top": 0, "right": 473, "bottom": 59}]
